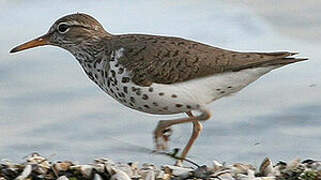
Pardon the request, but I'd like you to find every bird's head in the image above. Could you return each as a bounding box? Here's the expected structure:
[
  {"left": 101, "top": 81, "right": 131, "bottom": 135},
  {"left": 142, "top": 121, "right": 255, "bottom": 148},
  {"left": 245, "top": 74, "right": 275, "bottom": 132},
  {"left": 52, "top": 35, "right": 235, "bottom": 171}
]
[{"left": 10, "top": 13, "right": 111, "bottom": 53}]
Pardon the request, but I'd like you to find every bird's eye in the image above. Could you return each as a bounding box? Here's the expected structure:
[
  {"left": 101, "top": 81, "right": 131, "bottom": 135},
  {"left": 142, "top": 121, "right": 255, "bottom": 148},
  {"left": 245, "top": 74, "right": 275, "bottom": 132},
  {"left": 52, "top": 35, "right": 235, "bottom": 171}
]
[{"left": 57, "top": 23, "right": 70, "bottom": 33}]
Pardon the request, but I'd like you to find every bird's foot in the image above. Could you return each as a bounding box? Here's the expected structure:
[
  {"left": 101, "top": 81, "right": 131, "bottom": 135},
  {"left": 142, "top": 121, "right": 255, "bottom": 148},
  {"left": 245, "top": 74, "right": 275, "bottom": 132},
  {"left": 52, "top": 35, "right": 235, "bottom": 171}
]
[{"left": 153, "top": 122, "right": 173, "bottom": 151}]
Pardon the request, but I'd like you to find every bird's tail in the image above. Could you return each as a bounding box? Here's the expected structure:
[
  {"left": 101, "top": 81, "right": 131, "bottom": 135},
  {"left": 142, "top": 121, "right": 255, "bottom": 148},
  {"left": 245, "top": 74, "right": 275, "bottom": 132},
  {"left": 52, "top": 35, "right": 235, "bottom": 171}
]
[
  {"left": 232, "top": 51, "right": 308, "bottom": 71},
  {"left": 258, "top": 52, "right": 308, "bottom": 67}
]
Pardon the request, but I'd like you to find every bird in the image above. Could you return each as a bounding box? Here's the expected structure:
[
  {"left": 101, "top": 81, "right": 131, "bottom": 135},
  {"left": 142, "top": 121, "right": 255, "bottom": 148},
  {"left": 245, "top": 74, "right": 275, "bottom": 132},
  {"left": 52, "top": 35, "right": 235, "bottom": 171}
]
[{"left": 10, "top": 13, "right": 308, "bottom": 164}]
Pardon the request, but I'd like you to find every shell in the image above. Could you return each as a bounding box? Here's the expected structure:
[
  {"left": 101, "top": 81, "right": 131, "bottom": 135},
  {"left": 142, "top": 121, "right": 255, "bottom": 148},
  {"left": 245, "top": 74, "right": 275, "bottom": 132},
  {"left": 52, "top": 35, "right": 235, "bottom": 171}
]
[
  {"left": 162, "top": 164, "right": 193, "bottom": 178},
  {"left": 93, "top": 173, "right": 103, "bottom": 180},
  {"left": 145, "top": 170, "right": 155, "bottom": 180},
  {"left": 70, "top": 165, "right": 93, "bottom": 177},
  {"left": 194, "top": 165, "right": 210, "bottom": 179},
  {"left": 14, "top": 164, "right": 32, "bottom": 180},
  {"left": 57, "top": 176, "right": 69, "bottom": 180},
  {"left": 259, "top": 158, "right": 274, "bottom": 176},
  {"left": 128, "top": 162, "right": 140, "bottom": 178},
  {"left": 110, "top": 167, "right": 131, "bottom": 180},
  {"left": 115, "top": 163, "right": 133, "bottom": 177},
  {"left": 217, "top": 172, "right": 235, "bottom": 180},
  {"left": 230, "top": 163, "right": 255, "bottom": 175},
  {"left": 213, "top": 160, "right": 224, "bottom": 172},
  {"left": 53, "top": 161, "right": 73, "bottom": 172}
]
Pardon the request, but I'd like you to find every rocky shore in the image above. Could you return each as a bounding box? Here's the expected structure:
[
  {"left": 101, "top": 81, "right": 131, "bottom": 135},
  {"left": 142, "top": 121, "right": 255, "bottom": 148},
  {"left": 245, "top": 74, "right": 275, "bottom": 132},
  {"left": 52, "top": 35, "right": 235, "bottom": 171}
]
[{"left": 0, "top": 153, "right": 320, "bottom": 180}]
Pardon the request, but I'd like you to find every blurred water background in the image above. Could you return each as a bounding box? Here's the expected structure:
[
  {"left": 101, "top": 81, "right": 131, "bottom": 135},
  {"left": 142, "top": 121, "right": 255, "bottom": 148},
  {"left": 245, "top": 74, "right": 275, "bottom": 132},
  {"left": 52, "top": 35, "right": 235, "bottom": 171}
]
[{"left": 0, "top": 0, "right": 320, "bottom": 165}]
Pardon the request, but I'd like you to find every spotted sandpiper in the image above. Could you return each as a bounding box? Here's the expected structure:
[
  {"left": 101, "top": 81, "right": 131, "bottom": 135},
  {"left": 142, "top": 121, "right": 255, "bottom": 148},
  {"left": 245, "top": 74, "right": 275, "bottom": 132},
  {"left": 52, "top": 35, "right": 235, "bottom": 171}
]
[{"left": 10, "top": 13, "right": 308, "bottom": 163}]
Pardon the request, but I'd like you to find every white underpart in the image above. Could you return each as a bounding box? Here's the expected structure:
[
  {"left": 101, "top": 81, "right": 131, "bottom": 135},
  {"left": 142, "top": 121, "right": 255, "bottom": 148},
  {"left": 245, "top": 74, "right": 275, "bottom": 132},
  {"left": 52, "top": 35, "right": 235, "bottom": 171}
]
[
  {"left": 154, "top": 66, "right": 275, "bottom": 105},
  {"left": 95, "top": 48, "right": 277, "bottom": 115}
]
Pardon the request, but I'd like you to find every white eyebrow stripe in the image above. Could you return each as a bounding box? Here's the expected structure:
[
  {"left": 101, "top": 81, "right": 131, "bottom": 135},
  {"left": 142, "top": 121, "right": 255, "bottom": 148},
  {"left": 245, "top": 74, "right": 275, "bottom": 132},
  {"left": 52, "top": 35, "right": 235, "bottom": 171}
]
[{"left": 65, "top": 21, "right": 91, "bottom": 29}]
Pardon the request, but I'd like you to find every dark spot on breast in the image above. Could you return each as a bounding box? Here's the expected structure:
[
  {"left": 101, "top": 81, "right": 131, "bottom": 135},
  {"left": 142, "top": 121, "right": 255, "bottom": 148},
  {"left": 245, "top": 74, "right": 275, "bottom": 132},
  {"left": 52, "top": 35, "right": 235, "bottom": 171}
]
[
  {"left": 129, "top": 102, "right": 135, "bottom": 107},
  {"left": 136, "top": 90, "right": 142, "bottom": 96},
  {"left": 115, "top": 63, "right": 119, "bottom": 67},
  {"left": 144, "top": 105, "right": 150, "bottom": 108},
  {"left": 178, "top": 42, "right": 185, "bottom": 45},
  {"left": 159, "top": 92, "right": 164, "bottom": 96},
  {"left": 142, "top": 94, "right": 148, "bottom": 100},
  {"left": 123, "top": 86, "right": 128, "bottom": 94},
  {"left": 176, "top": 104, "right": 183, "bottom": 108},
  {"left": 186, "top": 105, "right": 192, "bottom": 109},
  {"left": 171, "top": 94, "right": 177, "bottom": 98},
  {"left": 148, "top": 87, "right": 153, "bottom": 92},
  {"left": 122, "top": 77, "right": 130, "bottom": 83},
  {"left": 130, "top": 97, "right": 135, "bottom": 103},
  {"left": 111, "top": 70, "right": 116, "bottom": 77},
  {"left": 220, "top": 91, "right": 225, "bottom": 94},
  {"left": 163, "top": 106, "right": 168, "bottom": 110},
  {"left": 216, "top": 89, "right": 221, "bottom": 91},
  {"left": 227, "top": 86, "right": 232, "bottom": 89},
  {"left": 118, "top": 67, "right": 124, "bottom": 74},
  {"left": 153, "top": 102, "right": 158, "bottom": 106}
]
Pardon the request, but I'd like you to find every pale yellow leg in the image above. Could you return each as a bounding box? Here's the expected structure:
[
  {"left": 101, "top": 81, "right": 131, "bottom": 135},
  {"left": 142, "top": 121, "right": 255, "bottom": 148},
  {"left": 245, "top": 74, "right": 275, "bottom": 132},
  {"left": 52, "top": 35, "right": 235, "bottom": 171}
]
[
  {"left": 153, "top": 109, "right": 211, "bottom": 161},
  {"left": 178, "top": 112, "right": 203, "bottom": 163}
]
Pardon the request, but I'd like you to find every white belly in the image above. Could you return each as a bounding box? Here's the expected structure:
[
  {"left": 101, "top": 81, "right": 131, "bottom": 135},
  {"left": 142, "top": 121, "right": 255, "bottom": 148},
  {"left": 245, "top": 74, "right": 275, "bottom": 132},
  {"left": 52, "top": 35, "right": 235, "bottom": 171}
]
[{"left": 88, "top": 48, "right": 277, "bottom": 115}]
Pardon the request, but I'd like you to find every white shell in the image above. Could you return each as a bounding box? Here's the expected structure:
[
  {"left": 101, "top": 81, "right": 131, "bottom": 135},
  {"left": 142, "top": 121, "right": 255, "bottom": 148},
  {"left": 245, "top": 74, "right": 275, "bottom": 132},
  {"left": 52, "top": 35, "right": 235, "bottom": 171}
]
[
  {"left": 54, "top": 161, "right": 73, "bottom": 172},
  {"left": 145, "top": 170, "right": 155, "bottom": 180},
  {"left": 287, "top": 158, "right": 301, "bottom": 170},
  {"left": 110, "top": 168, "right": 131, "bottom": 180},
  {"left": 213, "top": 160, "right": 224, "bottom": 171},
  {"left": 15, "top": 164, "right": 32, "bottom": 180},
  {"left": 70, "top": 165, "right": 93, "bottom": 177},
  {"left": 162, "top": 165, "right": 192, "bottom": 178},
  {"left": 217, "top": 173, "right": 235, "bottom": 180},
  {"left": 57, "top": 176, "right": 69, "bottom": 180},
  {"left": 94, "top": 173, "right": 103, "bottom": 180}
]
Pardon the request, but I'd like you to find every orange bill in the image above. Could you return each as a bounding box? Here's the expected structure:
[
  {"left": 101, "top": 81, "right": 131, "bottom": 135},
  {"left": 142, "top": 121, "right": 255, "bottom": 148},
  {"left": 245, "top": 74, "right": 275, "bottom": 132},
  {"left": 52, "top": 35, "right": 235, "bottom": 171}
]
[{"left": 10, "top": 34, "right": 50, "bottom": 53}]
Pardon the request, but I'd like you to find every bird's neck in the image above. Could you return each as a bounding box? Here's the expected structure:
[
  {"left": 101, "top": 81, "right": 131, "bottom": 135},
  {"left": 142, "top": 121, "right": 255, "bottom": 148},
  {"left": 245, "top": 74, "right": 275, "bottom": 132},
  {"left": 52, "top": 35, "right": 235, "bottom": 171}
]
[
  {"left": 68, "top": 41, "right": 102, "bottom": 61},
  {"left": 67, "top": 38, "right": 112, "bottom": 78}
]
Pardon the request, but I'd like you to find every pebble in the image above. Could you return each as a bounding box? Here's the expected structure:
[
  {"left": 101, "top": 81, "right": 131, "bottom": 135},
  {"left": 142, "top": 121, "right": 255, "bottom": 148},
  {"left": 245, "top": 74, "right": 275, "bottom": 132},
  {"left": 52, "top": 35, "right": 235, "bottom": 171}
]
[{"left": 0, "top": 153, "right": 320, "bottom": 179}]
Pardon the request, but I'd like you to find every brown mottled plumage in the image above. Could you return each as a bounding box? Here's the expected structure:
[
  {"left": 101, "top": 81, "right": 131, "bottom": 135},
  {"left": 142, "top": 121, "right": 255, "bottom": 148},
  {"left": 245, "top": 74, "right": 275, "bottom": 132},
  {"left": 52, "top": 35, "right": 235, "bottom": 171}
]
[
  {"left": 10, "top": 13, "right": 308, "bottom": 165},
  {"left": 108, "top": 34, "right": 306, "bottom": 86}
]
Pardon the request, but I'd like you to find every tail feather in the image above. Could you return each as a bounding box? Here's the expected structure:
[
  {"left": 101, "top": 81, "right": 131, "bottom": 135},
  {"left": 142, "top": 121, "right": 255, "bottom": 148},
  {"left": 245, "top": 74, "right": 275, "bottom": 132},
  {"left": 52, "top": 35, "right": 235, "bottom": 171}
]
[
  {"left": 233, "top": 51, "right": 308, "bottom": 71},
  {"left": 261, "top": 57, "right": 308, "bottom": 67}
]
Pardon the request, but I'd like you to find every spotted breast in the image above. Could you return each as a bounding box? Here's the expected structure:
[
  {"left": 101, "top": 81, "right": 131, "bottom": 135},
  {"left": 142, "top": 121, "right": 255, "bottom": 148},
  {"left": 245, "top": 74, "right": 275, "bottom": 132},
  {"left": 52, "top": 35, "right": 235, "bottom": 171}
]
[{"left": 79, "top": 47, "right": 276, "bottom": 115}]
